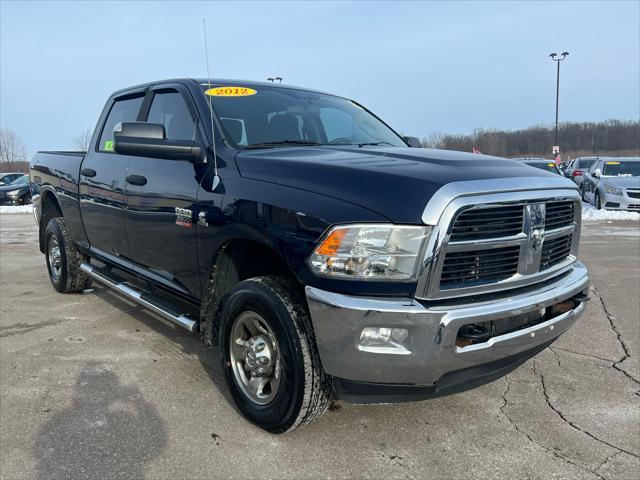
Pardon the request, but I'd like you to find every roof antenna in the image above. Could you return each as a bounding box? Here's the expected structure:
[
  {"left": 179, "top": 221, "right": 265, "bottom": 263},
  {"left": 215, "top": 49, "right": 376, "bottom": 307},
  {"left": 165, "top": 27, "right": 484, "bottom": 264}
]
[{"left": 203, "top": 19, "right": 220, "bottom": 191}]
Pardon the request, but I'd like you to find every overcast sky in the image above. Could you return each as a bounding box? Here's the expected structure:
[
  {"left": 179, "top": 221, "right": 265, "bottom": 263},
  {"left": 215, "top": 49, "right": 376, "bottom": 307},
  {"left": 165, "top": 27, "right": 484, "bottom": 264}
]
[{"left": 1, "top": 0, "right": 638, "bottom": 154}]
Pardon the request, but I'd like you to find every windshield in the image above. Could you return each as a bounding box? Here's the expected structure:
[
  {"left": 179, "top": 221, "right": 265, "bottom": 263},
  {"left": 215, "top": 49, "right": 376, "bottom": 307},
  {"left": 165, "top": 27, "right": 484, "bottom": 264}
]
[
  {"left": 202, "top": 85, "right": 406, "bottom": 149},
  {"left": 9, "top": 175, "right": 28, "bottom": 186},
  {"left": 525, "top": 162, "right": 559, "bottom": 174},
  {"left": 603, "top": 161, "right": 640, "bottom": 177}
]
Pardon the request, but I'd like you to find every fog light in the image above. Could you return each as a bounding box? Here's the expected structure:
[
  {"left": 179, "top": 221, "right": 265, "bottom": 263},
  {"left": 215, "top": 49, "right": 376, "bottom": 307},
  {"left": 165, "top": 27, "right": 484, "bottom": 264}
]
[{"left": 358, "top": 327, "right": 410, "bottom": 355}]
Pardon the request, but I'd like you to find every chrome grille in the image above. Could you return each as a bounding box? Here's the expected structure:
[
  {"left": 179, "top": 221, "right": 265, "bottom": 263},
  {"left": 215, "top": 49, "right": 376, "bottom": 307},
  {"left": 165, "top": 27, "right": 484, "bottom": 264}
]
[
  {"left": 422, "top": 195, "right": 581, "bottom": 299},
  {"left": 440, "top": 246, "right": 520, "bottom": 288},
  {"left": 449, "top": 205, "right": 524, "bottom": 241},
  {"left": 540, "top": 234, "right": 573, "bottom": 270},
  {"left": 545, "top": 200, "right": 574, "bottom": 230}
]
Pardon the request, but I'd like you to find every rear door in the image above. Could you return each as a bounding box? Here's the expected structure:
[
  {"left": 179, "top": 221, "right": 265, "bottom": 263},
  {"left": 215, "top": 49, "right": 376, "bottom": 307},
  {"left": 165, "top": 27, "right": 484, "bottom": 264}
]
[
  {"left": 124, "top": 85, "right": 205, "bottom": 295},
  {"left": 79, "top": 92, "right": 144, "bottom": 258}
]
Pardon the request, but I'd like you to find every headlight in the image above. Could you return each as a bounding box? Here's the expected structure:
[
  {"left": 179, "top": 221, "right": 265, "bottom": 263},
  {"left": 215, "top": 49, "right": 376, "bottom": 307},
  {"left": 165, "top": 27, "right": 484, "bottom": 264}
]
[
  {"left": 307, "top": 224, "right": 431, "bottom": 280},
  {"left": 6, "top": 189, "right": 21, "bottom": 197},
  {"left": 604, "top": 184, "right": 623, "bottom": 196}
]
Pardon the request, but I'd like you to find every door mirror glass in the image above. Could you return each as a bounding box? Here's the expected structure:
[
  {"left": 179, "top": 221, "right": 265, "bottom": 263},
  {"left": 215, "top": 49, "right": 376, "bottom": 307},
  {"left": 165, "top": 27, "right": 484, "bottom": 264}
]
[
  {"left": 113, "top": 122, "right": 205, "bottom": 163},
  {"left": 594, "top": 168, "right": 602, "bottom": 178},
  {"left": 403, "top": 136, "right": 422, "bottom": 148}
]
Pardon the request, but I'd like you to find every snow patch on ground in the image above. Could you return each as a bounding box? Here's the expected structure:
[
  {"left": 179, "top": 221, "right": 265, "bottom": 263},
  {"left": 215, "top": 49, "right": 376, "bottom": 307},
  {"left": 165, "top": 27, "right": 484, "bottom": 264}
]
[
  {"left": 0, "top": 205, "right": 34, "bottom": 214},
  {"left": 582, "top": 202, "right": 640, "bottom": 222}
]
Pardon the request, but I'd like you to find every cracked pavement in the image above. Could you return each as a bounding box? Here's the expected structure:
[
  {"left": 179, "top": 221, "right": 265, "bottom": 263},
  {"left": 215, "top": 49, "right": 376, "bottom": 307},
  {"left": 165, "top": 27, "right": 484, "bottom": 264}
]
[{"left": 1, "top": 215, "right": 638, "bottom": 479}]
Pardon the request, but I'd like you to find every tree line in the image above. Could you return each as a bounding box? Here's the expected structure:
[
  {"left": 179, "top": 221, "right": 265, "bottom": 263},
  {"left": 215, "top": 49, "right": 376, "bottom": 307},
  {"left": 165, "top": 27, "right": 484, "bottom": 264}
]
[{"left": 421, "top": 120, "right": 639, "bottom": 158}]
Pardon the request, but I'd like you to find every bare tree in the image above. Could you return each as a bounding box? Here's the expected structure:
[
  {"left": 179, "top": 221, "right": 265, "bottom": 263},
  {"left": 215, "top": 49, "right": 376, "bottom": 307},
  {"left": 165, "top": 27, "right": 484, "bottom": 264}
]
[
  {"left": 0, "top": 128, "right": 27, "bottom": 164},
  {"left": 71, "top": 129, "right": 93, "bottom": 151}
]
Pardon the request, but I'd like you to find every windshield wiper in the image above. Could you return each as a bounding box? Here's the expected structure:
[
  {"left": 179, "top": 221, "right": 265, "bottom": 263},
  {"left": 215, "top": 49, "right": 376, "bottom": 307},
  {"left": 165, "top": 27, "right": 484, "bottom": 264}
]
[
  {"left": 246, "top": 140, "right": 321, "bottom": 149},
  {"left": 357, "top": 141, "right": 394, "bottom": 147}
]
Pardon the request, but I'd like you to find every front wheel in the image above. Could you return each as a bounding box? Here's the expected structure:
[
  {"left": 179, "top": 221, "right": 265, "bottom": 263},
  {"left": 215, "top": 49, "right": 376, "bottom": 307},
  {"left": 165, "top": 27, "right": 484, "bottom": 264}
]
[
  {"left": 220, "top": 276, "right": 331, "bottom": 433},
  {"left": 595, "top": 192, "right": 603, "bottom": 210}
]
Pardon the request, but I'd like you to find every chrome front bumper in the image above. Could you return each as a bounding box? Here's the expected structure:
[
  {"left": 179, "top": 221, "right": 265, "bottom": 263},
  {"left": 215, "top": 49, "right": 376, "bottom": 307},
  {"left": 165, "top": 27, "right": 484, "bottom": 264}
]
[{"left": 306, "top": 262, "right": 589, "bottom": 386}]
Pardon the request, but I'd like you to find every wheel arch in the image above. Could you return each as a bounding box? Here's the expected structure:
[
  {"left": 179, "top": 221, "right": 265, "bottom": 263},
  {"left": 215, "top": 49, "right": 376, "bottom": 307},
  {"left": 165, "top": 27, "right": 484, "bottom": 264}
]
[
  {"left": 199, "top": 235, "right": 304, "bottom": 348},
  {"left": 38, "top": 188, "right": 63, "bottom": 253}
]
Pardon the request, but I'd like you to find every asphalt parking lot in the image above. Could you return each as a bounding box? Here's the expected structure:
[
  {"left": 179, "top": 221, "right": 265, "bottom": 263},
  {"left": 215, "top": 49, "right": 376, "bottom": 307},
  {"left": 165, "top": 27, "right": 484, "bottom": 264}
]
[{"left": 1, "top": 213, "right": 638, "bottom": 480}]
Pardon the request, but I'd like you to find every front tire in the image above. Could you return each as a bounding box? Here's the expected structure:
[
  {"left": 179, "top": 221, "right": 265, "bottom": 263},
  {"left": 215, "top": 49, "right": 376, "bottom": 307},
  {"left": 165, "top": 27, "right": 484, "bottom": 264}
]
[
  {"left": 220, "top": 276, "right": 331, "bottom": 433},
  {"left": 595, "top": 192, "right": 603, "bottom": 210},
  {"left": 44, "top": 217, "right": 92, "bottom": 293}
]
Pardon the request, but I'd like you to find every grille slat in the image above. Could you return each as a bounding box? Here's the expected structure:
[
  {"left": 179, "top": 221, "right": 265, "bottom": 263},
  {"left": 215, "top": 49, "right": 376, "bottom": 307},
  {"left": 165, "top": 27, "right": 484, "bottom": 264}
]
[
  {"left": 540, "top": 234, "right": 573, "bottom": 270},
  {"left": 440, "top": 246, "right": 520, "bottom": 287},
  {"left": 545, "top": 201, "right": 574, "bottom": 230},
  {"left": 450, "top": 206, "right": 524, "bottom": 241}
]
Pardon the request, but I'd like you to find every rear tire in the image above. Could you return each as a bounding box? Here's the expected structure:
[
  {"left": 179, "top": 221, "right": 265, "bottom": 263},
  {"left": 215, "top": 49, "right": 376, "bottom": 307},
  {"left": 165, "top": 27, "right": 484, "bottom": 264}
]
[
  {"left": 219, "top": 276, "right": 331, "bottom": 433},
  {"left": 44, "top": 217, "right": 92, "bottom": 293}
]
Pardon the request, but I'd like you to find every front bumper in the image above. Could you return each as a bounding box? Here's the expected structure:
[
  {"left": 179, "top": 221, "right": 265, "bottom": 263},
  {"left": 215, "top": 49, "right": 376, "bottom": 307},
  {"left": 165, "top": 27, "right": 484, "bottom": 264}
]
[
  {"left": 602, "top": 191, "right": 640, "bottom": 211},
  {"left": 306, "top": 262, "right": 589, "bottom": 400}
]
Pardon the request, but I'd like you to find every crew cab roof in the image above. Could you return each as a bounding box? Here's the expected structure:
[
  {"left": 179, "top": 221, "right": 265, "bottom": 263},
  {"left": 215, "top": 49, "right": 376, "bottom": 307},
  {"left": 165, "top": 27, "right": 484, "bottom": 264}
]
[{"left": 111, "top": 78, "right": 337, "bottom": 99}]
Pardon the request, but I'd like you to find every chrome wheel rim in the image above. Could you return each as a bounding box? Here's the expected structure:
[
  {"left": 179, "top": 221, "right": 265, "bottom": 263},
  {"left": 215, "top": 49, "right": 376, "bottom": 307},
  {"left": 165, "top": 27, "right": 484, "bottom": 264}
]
[
  {"left": 48, "top": 237, "right": 62, "bottom": 281},
  {"left": 229, "top": 311, "right": 281, "bottom": 405}
]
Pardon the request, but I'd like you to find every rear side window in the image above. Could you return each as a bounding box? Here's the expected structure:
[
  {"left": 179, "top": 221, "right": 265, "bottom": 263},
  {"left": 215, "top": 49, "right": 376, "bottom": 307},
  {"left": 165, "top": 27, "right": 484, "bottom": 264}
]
[
  {"left": 98, "top": 95, "right": 144, "bottom": 152},
  {"left": 579, "top": 159, "right": 596, "bottom": 169},
  {"left": 147, "top": 91, "right": 196, "bottom": 141}
]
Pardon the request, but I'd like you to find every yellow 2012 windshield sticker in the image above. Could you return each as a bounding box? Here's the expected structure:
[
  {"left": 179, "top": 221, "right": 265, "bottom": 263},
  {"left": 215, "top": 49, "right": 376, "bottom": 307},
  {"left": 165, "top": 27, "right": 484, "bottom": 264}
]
[
  {"left": 205, "top": 86, "right": 257, "bottom": 97},
  {"left": 606, "top": 161, "right": 620, "bottom": 165}
]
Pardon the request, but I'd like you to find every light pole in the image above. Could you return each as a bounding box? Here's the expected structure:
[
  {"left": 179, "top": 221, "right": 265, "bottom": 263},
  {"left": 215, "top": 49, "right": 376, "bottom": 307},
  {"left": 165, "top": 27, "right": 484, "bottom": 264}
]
[{"left": 549, "top": 52, "right": 569, "bottom": 153}]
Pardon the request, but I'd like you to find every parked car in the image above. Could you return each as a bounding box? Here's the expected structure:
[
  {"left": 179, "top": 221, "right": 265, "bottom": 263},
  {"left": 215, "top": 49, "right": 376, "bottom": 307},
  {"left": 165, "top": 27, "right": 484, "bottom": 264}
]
[
  {"left": 30, "top": 79, "right": 590, "bottom": 433},
  {"left": 0, "top": 172, "right": 25, "bottom": 185},
  {"left": 0, "top": 174, "right": 32, "bottom": 205},
  {"left": 521, "top": 159, "right": 562, "bottom": 175},
  {"left": 581, "top": 157, "right": 640, "bottom": 210},
  {"left": 566, "top": 157, "right": 599, "bottom": 186}
]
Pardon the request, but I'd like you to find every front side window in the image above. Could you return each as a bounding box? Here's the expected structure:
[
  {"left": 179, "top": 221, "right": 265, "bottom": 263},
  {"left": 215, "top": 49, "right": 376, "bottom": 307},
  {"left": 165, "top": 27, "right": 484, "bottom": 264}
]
[
  {"left": 99, "top": 95, "right": 144, "bottom": 152},
  {"left": 203, "top": 85, "right": 406, "bottom": 149},
  {"left": 147, "top": 91, "right": 196, "bottom": 141}
]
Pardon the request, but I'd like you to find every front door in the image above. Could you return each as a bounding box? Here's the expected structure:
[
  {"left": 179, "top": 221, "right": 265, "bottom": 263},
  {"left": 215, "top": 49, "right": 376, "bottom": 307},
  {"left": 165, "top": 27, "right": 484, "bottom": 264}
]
[
  {"left": 124, "top": 86, "right": 205, "bottom": 296},
  {"left": 79, "top": 93, "right": 144, "bottom": 258}
]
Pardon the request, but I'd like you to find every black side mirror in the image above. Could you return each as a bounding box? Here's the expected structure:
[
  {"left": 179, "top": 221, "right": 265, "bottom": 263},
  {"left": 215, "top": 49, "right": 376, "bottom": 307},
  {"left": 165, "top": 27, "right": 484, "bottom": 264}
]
[
  {"left": 403, "top": 136, "right": 422, "bottom": 148},
  {"left": 114, "top": 122, "right": 205, "bottom": 163}
]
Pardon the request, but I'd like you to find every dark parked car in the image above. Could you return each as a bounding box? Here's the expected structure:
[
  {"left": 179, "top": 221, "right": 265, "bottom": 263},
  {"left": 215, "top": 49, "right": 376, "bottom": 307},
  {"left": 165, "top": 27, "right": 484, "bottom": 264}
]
[
  {"left": 566, "top": 157, "right": 599, "bottom": 186},
  {"left": 0, "top": 174, "right": 32, "bottom": 205},
  {"left": 521, "top": 159, "right": 562, "bottom": 175},
  {"left": 0, "top": 172, "right": 25, "bottom": 185},
  {"left": 30, "top": 79, "right": 589, "bottom": 432}
]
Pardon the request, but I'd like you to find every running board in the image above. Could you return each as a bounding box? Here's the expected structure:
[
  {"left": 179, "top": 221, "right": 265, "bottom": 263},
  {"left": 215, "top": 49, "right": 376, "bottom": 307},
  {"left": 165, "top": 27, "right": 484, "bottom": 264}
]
[{"left": 80, "top": 263, "right": 198, "bottom": 332}]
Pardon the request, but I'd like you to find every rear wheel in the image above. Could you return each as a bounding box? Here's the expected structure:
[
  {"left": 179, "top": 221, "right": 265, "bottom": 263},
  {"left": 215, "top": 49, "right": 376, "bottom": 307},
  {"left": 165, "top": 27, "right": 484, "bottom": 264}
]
[
  {"left": 220, "top": 276, "right": 331, "bottom": 433},
  {"left": 45, "top": 217, "right": 92, "bottom": 293}
]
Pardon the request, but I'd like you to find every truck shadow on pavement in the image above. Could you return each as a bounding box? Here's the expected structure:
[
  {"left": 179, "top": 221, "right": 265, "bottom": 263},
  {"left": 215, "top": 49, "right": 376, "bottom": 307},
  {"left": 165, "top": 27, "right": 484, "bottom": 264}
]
[
  {"left": 91, "top": 286, "right": 235, "bottom": 406},
  {"left": 34, "top": 361, "right": 167, "bottom": 479}
]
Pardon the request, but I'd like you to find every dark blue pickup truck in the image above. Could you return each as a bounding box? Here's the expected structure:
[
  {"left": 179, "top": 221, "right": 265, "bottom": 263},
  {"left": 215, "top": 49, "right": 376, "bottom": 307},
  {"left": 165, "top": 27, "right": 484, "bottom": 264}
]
[{"left": 31, "top": 79, "right": 589, "bottom": 433}]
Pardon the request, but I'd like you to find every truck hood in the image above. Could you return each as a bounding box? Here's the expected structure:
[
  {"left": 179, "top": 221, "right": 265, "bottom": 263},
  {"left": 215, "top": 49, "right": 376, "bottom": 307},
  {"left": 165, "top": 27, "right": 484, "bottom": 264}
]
[{"left": 236, "top": 147, "right": 574, "bottom": 224}]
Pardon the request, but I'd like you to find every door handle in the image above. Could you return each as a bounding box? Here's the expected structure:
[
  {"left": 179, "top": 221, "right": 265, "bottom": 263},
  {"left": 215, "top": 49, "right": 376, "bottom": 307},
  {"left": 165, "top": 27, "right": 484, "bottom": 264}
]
[
  {"left": 80, "top": 168, "right": 96, "bottom": 178},
  {"left": 126, "top": 174, "right": 147, "bottom": 186}
]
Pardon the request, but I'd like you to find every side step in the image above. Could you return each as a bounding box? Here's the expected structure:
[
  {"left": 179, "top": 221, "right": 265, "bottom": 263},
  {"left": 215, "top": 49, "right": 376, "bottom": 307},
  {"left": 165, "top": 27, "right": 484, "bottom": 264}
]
[{"left": 80, "top": 263, "right": 198, "bottom": 332}]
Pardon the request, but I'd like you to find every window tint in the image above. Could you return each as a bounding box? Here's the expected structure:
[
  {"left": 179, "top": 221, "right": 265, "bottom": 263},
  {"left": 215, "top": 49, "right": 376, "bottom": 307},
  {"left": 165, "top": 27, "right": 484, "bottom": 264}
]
[
  {"left": 579, "top": 159, "right": 596, "bottom": 169},
  {"left": 99, "top": 96, "right": 144, "bottom": 152},
  {"left": 147, "top": 92, "right": 196, "bottom": 141},
  {"left": 319, "top": 108, "right": 353, "bottom": 143},
  {"left": 205, "top": 85, "right": 406, "bottom": 148}
]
